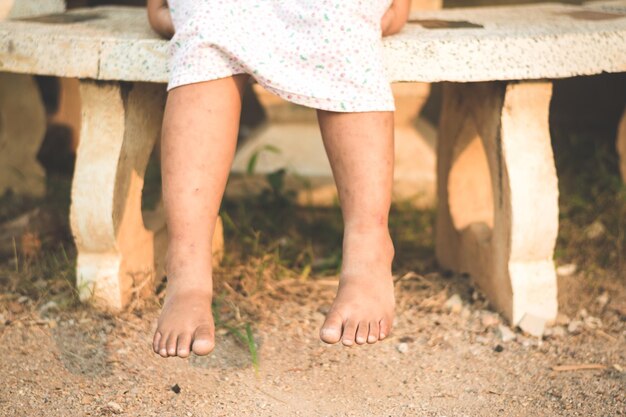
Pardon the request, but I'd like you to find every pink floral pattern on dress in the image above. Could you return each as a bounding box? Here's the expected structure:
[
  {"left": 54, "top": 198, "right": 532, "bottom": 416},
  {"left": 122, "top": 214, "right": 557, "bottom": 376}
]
[{"left": 167, "top": 0, "right": 395, "bottom": 112}]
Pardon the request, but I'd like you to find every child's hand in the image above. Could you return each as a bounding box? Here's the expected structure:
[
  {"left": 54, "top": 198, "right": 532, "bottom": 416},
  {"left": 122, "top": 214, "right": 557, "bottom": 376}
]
[
  {"left": 147, "top": 0, "right": 175, "bottom": 39},
  {"left": 381, "top": 0, "right": 411, "bottom": 37}
]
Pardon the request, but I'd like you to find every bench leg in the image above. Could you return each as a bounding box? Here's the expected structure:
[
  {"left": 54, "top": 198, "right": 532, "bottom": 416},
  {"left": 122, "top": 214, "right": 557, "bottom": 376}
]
[
  {"left": 617, "top": 106, "right": 626, "bottom": 183},
  {"left": 70, "top": 81, "right": 225, "bottom": 311},
  {"left": 0, "top": 73, "right": 46, "bottom": 197},
  {"left": 436, "top": 81, "right": 559, "bottom": 325}
]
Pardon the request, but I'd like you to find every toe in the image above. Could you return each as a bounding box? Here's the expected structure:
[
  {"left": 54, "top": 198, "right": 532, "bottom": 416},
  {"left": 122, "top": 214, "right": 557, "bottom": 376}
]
[
  {"left": 191, "top": 324, "right": 215, "bottom": 356},
  {"left": 367, "top": 320, "right": 379, "bottom": 344},
  {"left": 320, "top": 311, "right": 343, "bottom": 344},
  {"left": 159, "top": 332, "right": 170, "bottom": 357},
  {"left": 153, "top": 331, "right": 162, "bottom": 354},
  {"left": 379, "top": 318, "right": 391, "bottom": 340},
  {"left": 341, "top": 320, "right": 358, "bottom": 347},
  {"left": 355, "top": 321, "right": 369, "bottom": 345},
  {"left": 176, "top": 332, "right": 193, "bottom": 358},
  {"left": 166, "top": 333, "right": 178, "bottom": 357}
]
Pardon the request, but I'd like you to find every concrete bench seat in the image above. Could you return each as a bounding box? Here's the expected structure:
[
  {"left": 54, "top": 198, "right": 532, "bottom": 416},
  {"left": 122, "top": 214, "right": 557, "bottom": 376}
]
[
  {"left": 1, "top": 3, "right": 624, "bottom": 82},
  {"left": 0, "top": 1, "right": 625, "bottom": 328}
]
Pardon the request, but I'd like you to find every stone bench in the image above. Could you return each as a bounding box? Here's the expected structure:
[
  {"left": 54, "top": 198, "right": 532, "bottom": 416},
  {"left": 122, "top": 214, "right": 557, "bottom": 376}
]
[{"left": 0, "top": 1, "right": 624, "bottom": 327}]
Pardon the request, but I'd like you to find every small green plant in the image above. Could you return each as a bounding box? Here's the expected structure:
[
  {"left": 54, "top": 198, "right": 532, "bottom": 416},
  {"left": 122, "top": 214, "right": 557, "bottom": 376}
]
[
  {"left": 244, "top": 145, "right": 296, "bottom": 206},
  {"left": 212, "top": 298, "right": 259, "bottom": 373},
  {"left": 246, "top": 144, "right": 281, "bottom": 176}
]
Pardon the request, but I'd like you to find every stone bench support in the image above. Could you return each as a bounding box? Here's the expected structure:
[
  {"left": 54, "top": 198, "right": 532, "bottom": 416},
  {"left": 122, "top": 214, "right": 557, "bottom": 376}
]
[
  {"left": 436, "top": 81, "right": 559, "bottom": 324},
  {"left": 70, "top": 81, "right": 166, "bottom": 309}
]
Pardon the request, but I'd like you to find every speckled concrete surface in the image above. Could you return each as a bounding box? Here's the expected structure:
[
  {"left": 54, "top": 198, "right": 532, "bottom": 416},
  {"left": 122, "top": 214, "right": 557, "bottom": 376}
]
[
  {"left": 0, "top": 1, "right": 624, "bottom": 83},
  {"left": 0, "top": 0, "right": 65, "bottom": 20},
  {"left": 386, "top": 0, "right": 626, "bottom": 82}
]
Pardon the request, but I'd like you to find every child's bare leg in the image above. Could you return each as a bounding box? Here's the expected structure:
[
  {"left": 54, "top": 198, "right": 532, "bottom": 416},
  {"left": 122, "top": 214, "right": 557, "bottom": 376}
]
[
  {"left": 153, "top": 75, "right": 249, "bottom": 358},
  {"left": 317, "top": 110, "right": 396, "bottom": 346}
]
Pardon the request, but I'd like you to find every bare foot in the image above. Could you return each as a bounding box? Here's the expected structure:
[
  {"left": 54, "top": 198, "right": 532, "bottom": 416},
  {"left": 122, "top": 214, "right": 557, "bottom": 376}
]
[
  {"left": 153, "top": 255, "right": 215, "bottom": 358},
  {"left": 320, "top": 228, "right": 395, "bottom": 346}
]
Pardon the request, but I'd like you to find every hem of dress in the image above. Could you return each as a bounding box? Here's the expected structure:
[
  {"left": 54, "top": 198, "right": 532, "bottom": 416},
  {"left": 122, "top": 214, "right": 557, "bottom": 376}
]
[
  {"left": 167, "top": 70, "right": 248, "bottom": 92},
  {"left": 168, "top": 71, "right": 396, "bottom": 113},
  {"left": 259, "top": 81, "right": 396, "bottom": 113}
]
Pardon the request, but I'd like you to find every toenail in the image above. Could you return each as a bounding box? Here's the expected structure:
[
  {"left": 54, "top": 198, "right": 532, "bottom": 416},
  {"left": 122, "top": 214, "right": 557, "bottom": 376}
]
[
  {"left": 356, "top": 337, "right": 366, "bottom": 344},
  {"left": 368, "top": 335, "right": 377, "bottom": 343},
  {"left": 343, "top": 340, "right": 354, "bottom": 346},
  {"left": 380, "top": 332, "right": 386, "bottom": 339}
]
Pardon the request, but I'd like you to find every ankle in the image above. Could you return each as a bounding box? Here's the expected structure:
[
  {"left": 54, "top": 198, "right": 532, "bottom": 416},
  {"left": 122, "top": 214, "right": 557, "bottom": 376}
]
[
  {"left": 343, "top": 219, "right": 390, "bottom": 235},
  {"left": 341, "top": 228, "right": 395, "bottom": 275},
  {"left": 343, "top": 226, "right": 394, "bottom": 251},
  {"left": 164, "top": 274, "right": 214, "bottom": 297},
  {"left": 165, "top": 247, "right": 214, "bottom": 290}
]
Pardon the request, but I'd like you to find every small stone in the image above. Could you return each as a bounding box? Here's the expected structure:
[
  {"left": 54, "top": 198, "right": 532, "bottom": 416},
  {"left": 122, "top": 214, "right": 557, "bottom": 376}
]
[
  {"left": 461, "top": 307, "right": 471, "bottom": 320},
  {"left": 613, "top": 364, "right": 623, "bottom": 373},
  {"left": 17, "top": 296, "right": 29, "bottom": 304},
  {"left": 556, "top": 264, "right": 577, "bottom": 277},
  {"left": 497, "top": 325, "right": 517, "bottom": 343},
  {"left": 38, "top": 301, "right": 58, "bottom": 315},
  {"left": 544, "top": 326, "right": 566, "bottom": 339},
  {"left": 494, "top": 344, "right": 504, "bottom": 353},
  {"left": 567, "top": 320, "right": 584, "bottom": 334},
  {"left": 171, "top": 384, "right": 181, "bottom": 394},
  {"left": 475, "top": 335, "right": 489, "bottom": 345},
  {"left": 553, "top": 326, "right": 567, "bottom": 338},
  {"left": 577, "top": 308, "right": 589, "bottom": 319},
  {"left": 106, "top": 402, "right": 123, "bottom": 414},
  {"left": 518, "top": 314, "right": 546, "bottom": 337},
  {"left": 396, "top": 343, "right": 409, "bottom": 354},
  {"left": 596, "top": 292, "right": 610, "bottom": 309},
  {"left": 584, "top": 316, "right": 602, "bottom": 330},
  {"left": 481, "top": 312, "right": 500, "bottom": 328},
  {"left": 585, "top": 220, "right": 606, "bottom": 240},
  {"left": 444, "top": 294, "right": 463, "bottom": 314}
]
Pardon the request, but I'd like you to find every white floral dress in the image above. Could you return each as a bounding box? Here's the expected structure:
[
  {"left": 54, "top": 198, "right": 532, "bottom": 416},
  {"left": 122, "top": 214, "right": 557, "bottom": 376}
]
[{"left": 167, "top": 0, "right": 395, "bottom": 112}]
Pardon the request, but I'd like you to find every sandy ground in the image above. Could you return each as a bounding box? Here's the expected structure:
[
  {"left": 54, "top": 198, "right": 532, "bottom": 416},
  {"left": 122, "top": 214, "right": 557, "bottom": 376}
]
[{"left": 1, "top": 270, "right": 624, "bottom": 417}]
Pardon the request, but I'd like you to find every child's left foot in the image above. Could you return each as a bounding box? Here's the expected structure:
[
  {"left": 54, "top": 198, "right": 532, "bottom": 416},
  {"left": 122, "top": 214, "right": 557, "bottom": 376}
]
[{"left": 320, "top": 228, "right": 395, "bottom": 346}]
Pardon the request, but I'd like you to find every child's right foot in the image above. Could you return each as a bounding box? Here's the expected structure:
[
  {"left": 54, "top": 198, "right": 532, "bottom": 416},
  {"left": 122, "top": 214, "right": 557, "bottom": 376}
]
[
  {"left": 319, "top": 228, "right": 396, "bottom": 346},
  {"left": 153, "top": 259, "right": 215, "bottom": 358}
]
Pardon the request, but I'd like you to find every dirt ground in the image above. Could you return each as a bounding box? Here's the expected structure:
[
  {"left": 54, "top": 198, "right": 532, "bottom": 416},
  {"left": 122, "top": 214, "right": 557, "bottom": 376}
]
[{"left": 1, "top": 264, "right": 624, "bottom": 417}]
